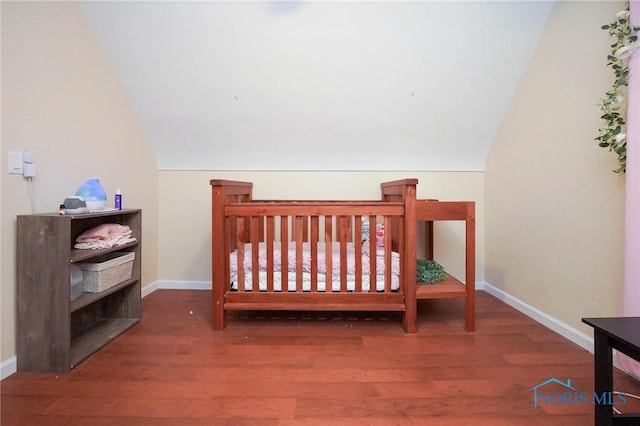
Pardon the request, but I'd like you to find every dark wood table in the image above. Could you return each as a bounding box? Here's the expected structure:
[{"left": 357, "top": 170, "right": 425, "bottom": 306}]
[{"left": 582, "top": 317, "right": 640, "bottom": 426}]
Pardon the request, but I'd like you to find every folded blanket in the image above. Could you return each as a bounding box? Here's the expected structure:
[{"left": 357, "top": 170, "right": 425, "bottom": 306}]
[{"left": 74, "top": 223, "right": 137, "bottom": 249}]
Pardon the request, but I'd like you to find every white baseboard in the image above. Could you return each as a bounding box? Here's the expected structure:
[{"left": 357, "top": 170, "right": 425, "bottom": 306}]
[
  {"left": 481, "top": 281, "right": 594, "bottom": 353},
  {"left": 481, "top": 281, "right": 640, "bottom": 381},
  {"left": 1, "top": 356, "right": 17, "bottom": 381},
  {"left": 142, "top": 280, "right": 211, "bottom": 297}
]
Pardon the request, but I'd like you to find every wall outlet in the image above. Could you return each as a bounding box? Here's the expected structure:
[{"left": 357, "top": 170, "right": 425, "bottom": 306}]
[{"left": 8, "top": 152, "right": 23, "bottom": 174}]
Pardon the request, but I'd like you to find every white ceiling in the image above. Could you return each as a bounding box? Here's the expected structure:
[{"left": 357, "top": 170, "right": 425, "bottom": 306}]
[{"left": 81, "top": 1, "right": 555, "bottom": 171}]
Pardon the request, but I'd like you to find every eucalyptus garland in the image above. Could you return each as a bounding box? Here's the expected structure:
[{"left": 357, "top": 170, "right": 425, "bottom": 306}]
[
  {"left": 596, "top": 3, "right": 639, "bottom": 174},
  {"left": 416, "top": 259, "right": 446, "bottom": 284}
]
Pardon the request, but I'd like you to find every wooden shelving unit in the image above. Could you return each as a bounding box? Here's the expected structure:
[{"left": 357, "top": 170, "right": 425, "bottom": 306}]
[
  {"left": 415, "top": 200, "right": 475, "bottom": 331},
  {"left": 16, "top": 209, "right": 142, "bottom": 372}
]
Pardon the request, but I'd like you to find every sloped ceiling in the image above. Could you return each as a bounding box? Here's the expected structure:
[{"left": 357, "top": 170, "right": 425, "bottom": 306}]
[{"left": 81, "top": 1, "right": 555, "bottom": 171}]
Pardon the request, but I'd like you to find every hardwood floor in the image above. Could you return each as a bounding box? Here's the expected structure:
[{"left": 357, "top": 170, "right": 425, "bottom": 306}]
[{"left": 2, "top": 289, "right": 640, "bottom": 425}]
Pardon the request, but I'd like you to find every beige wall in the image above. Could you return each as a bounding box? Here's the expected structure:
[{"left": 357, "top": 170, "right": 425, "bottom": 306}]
[
  {"left": 485, "top": 1, "right": 626, "bottom": 335},
  {"left": 1, "top": 3, "right": 159, "bottom": 364},
  {"left": 158, "top": 171, "right": 484, "bottom": 285}
]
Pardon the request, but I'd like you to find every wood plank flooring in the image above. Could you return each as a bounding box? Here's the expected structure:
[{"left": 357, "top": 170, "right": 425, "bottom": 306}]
[{"left": 2, "top": 289, "right": 640, "bottom": 425}]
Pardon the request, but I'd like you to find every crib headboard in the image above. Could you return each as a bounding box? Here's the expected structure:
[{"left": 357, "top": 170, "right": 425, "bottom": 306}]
[
  {"left": 211, "top": 179, "right": 253, "bottom": 286},
  {"left": 380, "top": 178, "right": 418, "bottom": 328},
  {"left": 380, "top": 178, "right": 418, "bottom": 251},
  {"left": 210, "top": 179, "right": 253, "bottom": 203}
]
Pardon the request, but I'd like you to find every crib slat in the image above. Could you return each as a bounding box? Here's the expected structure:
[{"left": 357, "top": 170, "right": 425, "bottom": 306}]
[
  {"left": 310, "top": 216, "right": 319, "bottom": 292},
  {"left": 384, "top": 216, "right": 392, "bottom": 293},
  {"left": 280, "top": 215, "right": 288, "bottom": 292},
  {"left": 344, "top": 216, "right": 353, "bottom": 243},
  {"left": 368, "top": 215, "right": 376, "bottom": 292},
  {"left": 355, "top": 216, "right": 363, "bottom": 293},
  {"left": 324, "top": 216, "right": 332, "bottom": 292},
  {"left": 251, "top": 216, "right": 260, "bottom": 289},
  {"left": 302, "top": 215, "right": 309, "bottom": 242},
  {"left": 338, "top": 216, "right": 348, "bottom": 293},
  {"left": 236, "top": 217, "right": 245, "bottom": 292},
  {"left": 294, "top": 215, "right": 304, "bottom": 292},
  {"left": 266, "top": 216, "right": 275, "bottom": 292}
]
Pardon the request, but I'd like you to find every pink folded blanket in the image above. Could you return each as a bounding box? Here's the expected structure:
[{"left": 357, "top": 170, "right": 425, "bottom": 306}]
[{"left": 74, "top": 223, "right": 136, "bottom": 249}]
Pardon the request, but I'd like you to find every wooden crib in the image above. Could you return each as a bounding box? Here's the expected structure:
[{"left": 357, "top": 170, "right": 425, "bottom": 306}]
[{"left": 211, "top": 179, "right": 418, "bottom": 333}]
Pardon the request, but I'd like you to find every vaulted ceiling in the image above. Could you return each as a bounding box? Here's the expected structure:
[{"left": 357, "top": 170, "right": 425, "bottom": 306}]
[{"left": 82, "top": 1, "right": 555, "bottom": 171}]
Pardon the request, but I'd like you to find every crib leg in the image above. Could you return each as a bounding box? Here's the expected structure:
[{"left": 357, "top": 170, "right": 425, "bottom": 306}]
[
  {"left": 464, "top": 291, "right": 475, "bottom": 332},
  {"left": 403, "top": 313, "right": 416, "bottom": 334},
  {"left": 213, "top": 296, "right": 226, "bottom": 330},
  {"left": 403, "top": 298, "right": 417, "bottom": 333}
]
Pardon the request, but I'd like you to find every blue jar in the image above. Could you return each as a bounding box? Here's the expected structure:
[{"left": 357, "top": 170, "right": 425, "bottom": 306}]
[{"left": 75, "top": 178, "right": 107, "bottom": 210}]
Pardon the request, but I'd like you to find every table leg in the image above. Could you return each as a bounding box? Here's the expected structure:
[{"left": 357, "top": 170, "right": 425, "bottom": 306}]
[{"left": 594, "top": 330, "right": 613, "bottom": 426}]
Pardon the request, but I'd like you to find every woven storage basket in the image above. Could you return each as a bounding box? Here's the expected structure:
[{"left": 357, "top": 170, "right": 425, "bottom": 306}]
[{"left": 78, "top": 251, "right": 135, "bottom": 293}]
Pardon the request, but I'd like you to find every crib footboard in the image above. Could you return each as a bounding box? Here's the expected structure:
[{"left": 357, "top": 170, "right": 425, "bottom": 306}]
[{"left": 211, "top": 179, "right": 418, "bottom": 332}]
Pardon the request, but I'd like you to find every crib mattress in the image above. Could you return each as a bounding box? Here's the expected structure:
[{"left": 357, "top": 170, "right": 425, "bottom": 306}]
[{"left": 229, "top": 241, "right": 400, "bottom": 292}]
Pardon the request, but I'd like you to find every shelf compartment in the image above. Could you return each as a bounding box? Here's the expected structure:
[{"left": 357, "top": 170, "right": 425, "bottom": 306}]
[
  {"left": 70, "top": 318, "right": 139, "bottom": 369},
  {"left": 416, "top": 273, "right": 468, "bottom": 299},
  {"left": 70, "top": 278, "right": 139, "bottom": 313},
  {"left": 70, "top": 241, "right": 138, "bottom": 263}
]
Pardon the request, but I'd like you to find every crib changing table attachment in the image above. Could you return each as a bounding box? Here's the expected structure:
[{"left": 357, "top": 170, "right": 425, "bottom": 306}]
[{"left": 415, "top": 199, "right": 475, "bottom": 332}]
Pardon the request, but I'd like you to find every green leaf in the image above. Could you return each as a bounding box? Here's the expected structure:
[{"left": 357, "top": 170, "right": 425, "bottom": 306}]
[{"left": 596, "top": 5, "right": 631, "bottom": 174}]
